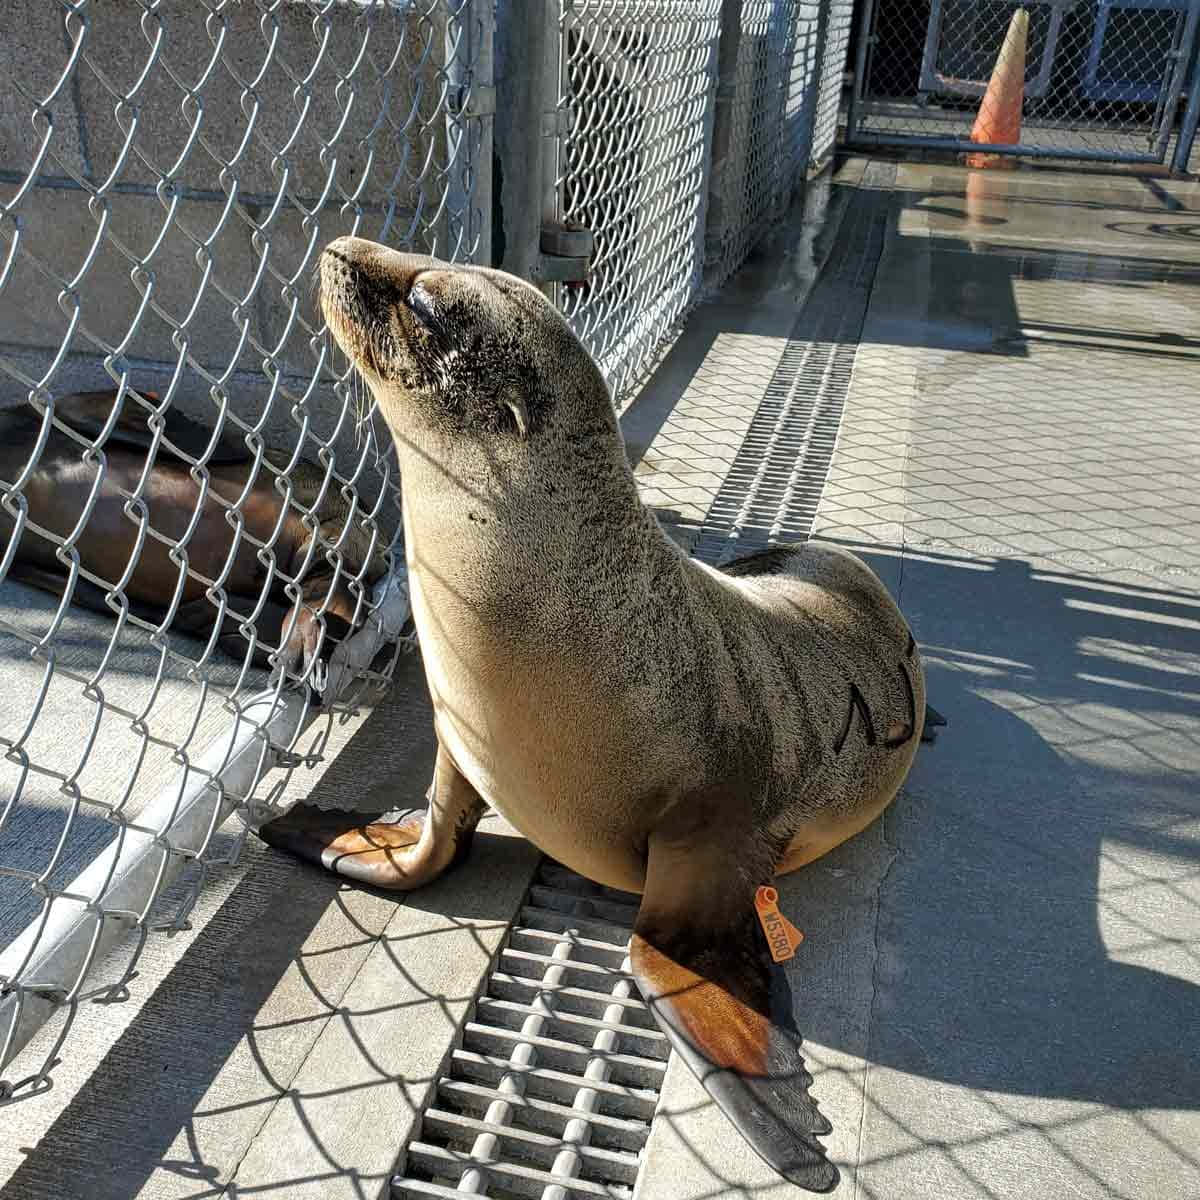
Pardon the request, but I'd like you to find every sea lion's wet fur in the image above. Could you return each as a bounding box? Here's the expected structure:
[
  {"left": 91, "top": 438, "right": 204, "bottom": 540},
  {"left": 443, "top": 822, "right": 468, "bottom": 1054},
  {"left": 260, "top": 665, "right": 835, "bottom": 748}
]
[
  {"left": 307, "top": 237, "right": 930, "bottom": 1191},
  {"left": 0, "top": 390, "right": 389, "bottom": 673}
]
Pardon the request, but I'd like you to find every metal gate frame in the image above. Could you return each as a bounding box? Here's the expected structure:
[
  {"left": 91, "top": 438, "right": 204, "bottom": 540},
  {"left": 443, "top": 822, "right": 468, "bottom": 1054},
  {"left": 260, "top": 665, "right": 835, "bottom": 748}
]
[{"left": 844, "top": 0, "right": 1200, "bottom": 170}]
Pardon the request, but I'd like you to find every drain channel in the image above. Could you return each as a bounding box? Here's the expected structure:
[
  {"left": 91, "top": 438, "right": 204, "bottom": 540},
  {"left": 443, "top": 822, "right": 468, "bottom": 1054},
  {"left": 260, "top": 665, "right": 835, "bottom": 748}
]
[
  {"left": 691, "top": 173, "right": 892, "bottom": 564},
  {"left": 393, "top": 862, "right": 657, "bottom": 1199}
]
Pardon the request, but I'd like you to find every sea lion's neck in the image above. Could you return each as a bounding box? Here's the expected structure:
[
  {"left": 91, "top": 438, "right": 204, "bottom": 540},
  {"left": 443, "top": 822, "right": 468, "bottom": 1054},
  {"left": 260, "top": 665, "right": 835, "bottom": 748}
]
[{"left": 393, "top": 416, "right": 684, "bottom": 651}]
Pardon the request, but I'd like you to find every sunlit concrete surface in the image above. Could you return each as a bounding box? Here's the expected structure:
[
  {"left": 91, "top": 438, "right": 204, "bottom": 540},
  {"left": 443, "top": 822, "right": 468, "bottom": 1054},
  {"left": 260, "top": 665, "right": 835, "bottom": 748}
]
[{"left": 0, "top": 645, "right": 539, "bottom": 1200}]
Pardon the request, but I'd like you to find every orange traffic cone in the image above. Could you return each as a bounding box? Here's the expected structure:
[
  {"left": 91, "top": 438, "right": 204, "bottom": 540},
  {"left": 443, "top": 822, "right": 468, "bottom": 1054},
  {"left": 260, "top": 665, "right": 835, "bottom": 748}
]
[{"left": 966, "top": 8, "right": 1029, "bottom": 169}]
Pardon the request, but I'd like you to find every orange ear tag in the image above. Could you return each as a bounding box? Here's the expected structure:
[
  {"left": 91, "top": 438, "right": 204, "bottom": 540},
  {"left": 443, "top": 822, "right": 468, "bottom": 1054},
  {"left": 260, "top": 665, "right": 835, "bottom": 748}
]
[{"left": 755, "top": 886, "right": 805, "bottom": 963}]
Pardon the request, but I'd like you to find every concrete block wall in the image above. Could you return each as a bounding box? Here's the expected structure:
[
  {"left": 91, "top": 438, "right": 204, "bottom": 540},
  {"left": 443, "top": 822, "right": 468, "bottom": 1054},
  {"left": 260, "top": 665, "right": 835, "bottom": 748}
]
[{"left": 0, "top": 0, "right": 464, "bottom": 513}]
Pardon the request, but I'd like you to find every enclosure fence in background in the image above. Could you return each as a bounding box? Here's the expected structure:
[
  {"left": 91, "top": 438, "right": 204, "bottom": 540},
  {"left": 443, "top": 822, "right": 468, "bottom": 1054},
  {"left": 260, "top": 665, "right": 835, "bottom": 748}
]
[
  {"left": 710, "top": 0, "right": 805, "bottom": 284},
  {"left": 809, "top": 0, "right": 855, "bottom": 166},
  {"left": 534, "top": 0, "right": 856, "bottom": 403},
  {"left": 553, "top": 0, "right": 723, "bottom": 402},
  {"left": 0, "top": 0, "right": 490, "bottom": 1103},
  {"left": 845, "top": 0, "right": 1200, "bottom": 169}
]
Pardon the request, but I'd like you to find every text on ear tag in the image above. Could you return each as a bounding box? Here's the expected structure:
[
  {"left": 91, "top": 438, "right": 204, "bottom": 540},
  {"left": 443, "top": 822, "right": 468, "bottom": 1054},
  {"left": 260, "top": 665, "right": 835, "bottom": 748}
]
[{"left": 755, "top": 885, "right": 805, "bottom": 962}]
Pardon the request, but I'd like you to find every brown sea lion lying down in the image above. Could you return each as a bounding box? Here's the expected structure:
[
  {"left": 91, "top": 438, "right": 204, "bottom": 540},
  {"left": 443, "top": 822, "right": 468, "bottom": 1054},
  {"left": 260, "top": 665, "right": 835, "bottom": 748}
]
[
  {"left": 257, "top": 238, "right": 947, "bottom": 1191},
  {"left": 0, "top": 390, "right": 389, "bottom": 680}
]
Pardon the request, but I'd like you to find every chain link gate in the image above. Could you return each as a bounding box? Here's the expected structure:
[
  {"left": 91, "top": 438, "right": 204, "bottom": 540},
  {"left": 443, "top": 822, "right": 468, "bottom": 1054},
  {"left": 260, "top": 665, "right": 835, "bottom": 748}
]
[
  {"left": 552, "top": 0, "right": 724, "bottom": 403},
  {"left": 0, "top": 0, "right": 491, "bottom": 1105},
  {"left": 813, "top": 0, "right": 857, "bottom": 164},
  {"left": 845, "top": 0, "right": 1200, "bottom": 166}
]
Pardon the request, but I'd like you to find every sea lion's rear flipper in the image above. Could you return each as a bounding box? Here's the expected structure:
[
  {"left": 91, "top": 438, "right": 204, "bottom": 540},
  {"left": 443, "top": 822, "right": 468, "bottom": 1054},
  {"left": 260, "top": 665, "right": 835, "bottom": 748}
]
[
  {"left": 258, "top": 745, "right": 485, "bottom": 891},
  {"left": 630, "top": 832, "right": 838, "bottom": 1193},
  {"left": 921, "top": 702, "right": 948, "bottom": 743},
  {"left": 55, "top": 390, "right": 249, "bottom": 465}
]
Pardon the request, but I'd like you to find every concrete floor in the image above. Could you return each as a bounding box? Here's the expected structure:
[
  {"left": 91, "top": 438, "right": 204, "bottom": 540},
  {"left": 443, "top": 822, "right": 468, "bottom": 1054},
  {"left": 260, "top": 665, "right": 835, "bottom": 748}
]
[
  {"left": 3, "top": 158, "right": 1198, "bottom": 1199},
  {"left": 1, "top": 648, "right": 540, "bottom": 1200}
]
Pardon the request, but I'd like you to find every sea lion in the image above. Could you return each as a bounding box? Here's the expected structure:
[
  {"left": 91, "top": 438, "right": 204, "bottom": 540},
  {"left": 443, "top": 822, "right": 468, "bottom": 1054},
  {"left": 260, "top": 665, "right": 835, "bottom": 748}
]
[
  {"left": 0, "top": 390, "right": 389, "bottom": 679},
  {"left": 260, "top": 238, "right": 936, "bottom": 1191}
]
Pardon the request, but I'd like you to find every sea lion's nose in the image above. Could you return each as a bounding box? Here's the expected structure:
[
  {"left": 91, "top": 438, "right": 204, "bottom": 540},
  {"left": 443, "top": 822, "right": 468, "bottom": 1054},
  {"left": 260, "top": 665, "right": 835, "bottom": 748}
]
[{"left": 322, "top": 237, "right": 441, "bottom": 291}]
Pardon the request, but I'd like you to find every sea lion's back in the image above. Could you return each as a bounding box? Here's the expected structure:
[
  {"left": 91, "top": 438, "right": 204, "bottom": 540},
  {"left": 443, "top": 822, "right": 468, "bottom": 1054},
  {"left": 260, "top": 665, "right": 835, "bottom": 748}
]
[{"left": 716, "top": 541, "right": 925, "bottom": 820}]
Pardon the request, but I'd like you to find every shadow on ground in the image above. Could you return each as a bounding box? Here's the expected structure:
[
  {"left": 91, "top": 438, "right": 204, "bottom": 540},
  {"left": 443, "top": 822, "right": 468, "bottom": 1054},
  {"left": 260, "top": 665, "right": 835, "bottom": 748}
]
[
  {"left": 6, "top": 556, "right": 1198, "bottom": 1198},
  {"left": 2, "top": 649, "right": 532, "bottom": 1200},
  {"left": 643, "top": 544, "right": 1198, "bottom": 1199},
  {"left": 780, "top": 544, "right": 1199, "bottom": 1195}
]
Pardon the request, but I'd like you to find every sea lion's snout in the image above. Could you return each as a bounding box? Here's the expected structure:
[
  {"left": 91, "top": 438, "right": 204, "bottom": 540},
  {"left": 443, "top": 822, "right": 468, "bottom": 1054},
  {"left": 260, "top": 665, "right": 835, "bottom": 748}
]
[
  {"left": 319, "top": 237, "right": 434, "bottom": 377},
  {"left": 321, "top": 235, "right": 434, "bottom": 298},
  {"left": 319, "top": 236, "right": 478, "bottom": 384}
]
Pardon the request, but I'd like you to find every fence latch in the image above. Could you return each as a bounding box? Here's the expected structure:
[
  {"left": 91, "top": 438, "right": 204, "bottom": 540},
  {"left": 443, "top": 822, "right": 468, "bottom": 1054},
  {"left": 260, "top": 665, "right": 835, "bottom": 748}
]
[
  {"left": 535, "top": 220, "right": 593, "bottom": 283},
  {"left": 542, "top": 105, "right": 574, "bottom": 137}
]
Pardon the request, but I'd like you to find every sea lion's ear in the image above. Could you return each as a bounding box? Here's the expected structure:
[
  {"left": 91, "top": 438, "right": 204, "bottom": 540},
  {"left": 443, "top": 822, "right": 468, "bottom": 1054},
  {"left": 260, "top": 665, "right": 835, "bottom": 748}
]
[
  {"left": 501, "top": 388, "right": 529, "bottom": 439},
  {"left": 630, "top": 826, "right": 838, "bottom": 1193}
]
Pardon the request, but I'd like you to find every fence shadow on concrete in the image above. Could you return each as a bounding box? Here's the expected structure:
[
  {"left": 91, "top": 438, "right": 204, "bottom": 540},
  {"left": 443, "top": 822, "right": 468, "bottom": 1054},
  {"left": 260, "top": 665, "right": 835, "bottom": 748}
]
[
  {"left": 6, "top": 550, "right": 1197, "bottom": 1198},
  {"left": 1, "top": 646, "right": 534, "bottom": 1199},
  {"left": 649, "top": 542, "right": 1199, "bottom": 1197}
]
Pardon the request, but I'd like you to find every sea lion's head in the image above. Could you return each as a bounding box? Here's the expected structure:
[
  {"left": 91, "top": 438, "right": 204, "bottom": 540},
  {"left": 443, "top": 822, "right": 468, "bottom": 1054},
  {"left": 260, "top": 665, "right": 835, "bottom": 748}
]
[{"left": 318, "top": 236, "right": 609, "bottom": 450}]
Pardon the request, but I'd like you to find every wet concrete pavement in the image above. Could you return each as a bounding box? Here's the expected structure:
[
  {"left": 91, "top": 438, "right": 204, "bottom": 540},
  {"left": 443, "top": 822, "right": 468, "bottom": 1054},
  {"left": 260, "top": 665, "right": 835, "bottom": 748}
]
[{"left": 632, "top": 160, "right": 1200, "bottom": 1199}]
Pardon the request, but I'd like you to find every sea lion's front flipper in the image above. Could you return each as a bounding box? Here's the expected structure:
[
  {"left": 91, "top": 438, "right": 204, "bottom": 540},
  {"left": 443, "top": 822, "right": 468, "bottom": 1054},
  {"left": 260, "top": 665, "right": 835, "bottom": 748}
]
[
  {"left": 630, "top": 831, "right": 838, "bottom": 1193},
  {"left": 258, "top": 744, "right": 485, "bottom": 890},
  {"left": 55, "top": 390, "right": 249, "bottom": 464}
]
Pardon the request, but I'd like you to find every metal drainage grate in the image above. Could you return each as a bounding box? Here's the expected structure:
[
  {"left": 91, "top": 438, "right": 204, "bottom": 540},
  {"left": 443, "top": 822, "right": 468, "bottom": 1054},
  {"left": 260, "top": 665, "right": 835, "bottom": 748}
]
[
  {"left": 691, "top": 175, "right": 892, "bottom": 564},
  {"left": 392, "top": 861, "right": 661, "bottom": 1199}
]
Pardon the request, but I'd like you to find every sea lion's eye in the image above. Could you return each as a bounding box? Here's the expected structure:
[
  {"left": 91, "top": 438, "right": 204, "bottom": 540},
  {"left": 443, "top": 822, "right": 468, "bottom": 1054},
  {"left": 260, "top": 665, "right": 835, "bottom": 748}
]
[{"left": 404, "top": 282, "right": 439, "bottom": 330}]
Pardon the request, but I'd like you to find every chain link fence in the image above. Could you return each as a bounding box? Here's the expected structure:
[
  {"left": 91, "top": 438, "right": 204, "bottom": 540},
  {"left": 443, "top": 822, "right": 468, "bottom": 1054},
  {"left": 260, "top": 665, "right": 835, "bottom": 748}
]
[
  {"left": 0, "top": 0, "right": 491, "bottom": 1104},
  {"left": 554, "top": 0, "right": 723, "bottom": 403},
  {"left": 709, "top": 0, "right": 805, "bottom": 282},
  {"left": 810, "top": 0, "right": 855, "bottom": 165},
  {"left": 538, "top": 0, "right": 856, "bottom": 404},
  {"left": 10, "top": 0, "right": 1197, "bottom": 1162},
  {"left": 846, "top": 0, "right": 1200, "bottom": 166},
  {"left": 1, "top": 0, "right": 855, "bottom": 1119}
]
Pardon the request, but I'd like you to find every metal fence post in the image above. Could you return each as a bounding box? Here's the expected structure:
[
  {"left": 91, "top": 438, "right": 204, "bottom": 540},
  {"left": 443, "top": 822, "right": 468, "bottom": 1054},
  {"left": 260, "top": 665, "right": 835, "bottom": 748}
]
[
  {"left": 704, "top": 0, "right": 747, "bottom": 283},
  {"left": 768, "top": 0, "right": 800, "bottom": 215},
  {"left": 494, "top": 0, "right": 554, "bottom": 284},
  {"left": 844, "top": 0, "right": 876, "bottom": 145},
  {"left": 794, "top": 0, "right": 833, "bottom": 174},
  {"left": 446, "top": 0, "right": 495, "bottom": 263},
  {"left": 1172, "top": 38, "right": 1200, "bottom": 173}
]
